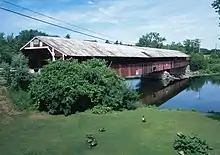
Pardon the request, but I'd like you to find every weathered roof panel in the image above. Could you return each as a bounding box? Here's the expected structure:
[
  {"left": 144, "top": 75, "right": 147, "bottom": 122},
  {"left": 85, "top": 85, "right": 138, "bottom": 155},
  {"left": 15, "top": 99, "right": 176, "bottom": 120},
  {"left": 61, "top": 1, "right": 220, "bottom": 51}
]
[{"left": 34, "top": 36, "right": 189, "bottom": 58}]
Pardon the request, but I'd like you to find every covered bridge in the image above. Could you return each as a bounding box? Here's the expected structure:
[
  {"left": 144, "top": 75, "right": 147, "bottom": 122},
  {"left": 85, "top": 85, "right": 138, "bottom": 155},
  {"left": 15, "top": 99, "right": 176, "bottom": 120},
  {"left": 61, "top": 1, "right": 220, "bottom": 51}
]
[{"left": 20, "top": 36, "right": 190, "bottom": 78}]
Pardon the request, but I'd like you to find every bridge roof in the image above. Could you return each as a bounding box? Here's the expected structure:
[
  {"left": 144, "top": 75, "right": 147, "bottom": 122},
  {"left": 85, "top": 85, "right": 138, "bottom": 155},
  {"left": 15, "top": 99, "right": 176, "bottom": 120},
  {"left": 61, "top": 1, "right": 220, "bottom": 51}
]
[{"left": 22, "top": 36, "right": 189, "bottom": 58}]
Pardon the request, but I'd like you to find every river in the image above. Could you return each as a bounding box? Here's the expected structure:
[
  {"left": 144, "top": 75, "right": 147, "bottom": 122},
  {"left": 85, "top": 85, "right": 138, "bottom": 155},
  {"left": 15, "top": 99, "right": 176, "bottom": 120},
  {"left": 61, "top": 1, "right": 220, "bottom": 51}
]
[{"left": 127, "top": 76, "right": 220, "bottom": 113}]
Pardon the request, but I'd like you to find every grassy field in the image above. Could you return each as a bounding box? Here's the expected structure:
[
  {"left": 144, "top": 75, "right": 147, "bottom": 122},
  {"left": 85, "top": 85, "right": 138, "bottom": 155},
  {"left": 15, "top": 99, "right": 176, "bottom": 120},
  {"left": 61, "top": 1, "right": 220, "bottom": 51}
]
[{"left": 0, "top": 108, "right": 220, "bottom": 155}]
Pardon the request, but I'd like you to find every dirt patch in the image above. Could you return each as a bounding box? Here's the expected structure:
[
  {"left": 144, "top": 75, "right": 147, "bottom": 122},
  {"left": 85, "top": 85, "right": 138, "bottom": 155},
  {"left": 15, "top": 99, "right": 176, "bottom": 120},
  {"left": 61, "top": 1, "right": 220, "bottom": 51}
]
[{"left": 29, "top": 113, "right": 51, "bottom": 119}]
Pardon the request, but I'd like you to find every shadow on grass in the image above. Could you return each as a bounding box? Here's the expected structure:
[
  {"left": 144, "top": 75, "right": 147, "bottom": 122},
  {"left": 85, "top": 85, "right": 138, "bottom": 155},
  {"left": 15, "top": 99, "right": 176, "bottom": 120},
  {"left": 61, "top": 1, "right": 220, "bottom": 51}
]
[{"left": 207, "top": 112, "right": 220, "bottom": 121}]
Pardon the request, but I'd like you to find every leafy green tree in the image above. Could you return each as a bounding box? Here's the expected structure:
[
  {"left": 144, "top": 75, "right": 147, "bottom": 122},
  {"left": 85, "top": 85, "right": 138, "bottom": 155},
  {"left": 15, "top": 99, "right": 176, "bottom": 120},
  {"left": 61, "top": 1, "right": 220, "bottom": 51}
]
[
  {"left": 136, "top": 32, "right": 166, "bottom": 48},
  {"left": 209, "top": 64, "right": 220, "bottom": 73},
  {"left": 183, "top": 39, "right": 201, "bottom": 53},
  {"left": 183, "top": 39, "right": 193, "bottom": 53},
  {"left": 65, "top": 34, "right": 71, "bottom": 39},
  {"left": 0, "top": 33, "right": 15, "bottom": 63},
  {"left": 0, "top": 30, "right": 49, "bottom": 64},
  {"left": 120, "top": 41, "right": 123, "bottom": 45},
  {"left": 1, "top": 53, "right": 32, "bottom": 90},
  {"left": 190, "top": 53, "right": 208, "bottom": 71},
  {"left": 29, "top": 59, "right": 139, "bottom": 116},
  {"left": 212, "top": 0, "right": 220, "bottom": 23},
  {"left": 114, "top": 40, "right": 119, "bottom": 45},
  {"left": 15, "top": 29, "right": 48, "bottom": 49},
  {"left": 105, "top": 40, "right": 110, "bottom": 44},
  {"left": 200, "top": 48, "right": 211, "bottom": 54},
  {"left": 164, "top": 42, "right": 185, "bottom": 52}
]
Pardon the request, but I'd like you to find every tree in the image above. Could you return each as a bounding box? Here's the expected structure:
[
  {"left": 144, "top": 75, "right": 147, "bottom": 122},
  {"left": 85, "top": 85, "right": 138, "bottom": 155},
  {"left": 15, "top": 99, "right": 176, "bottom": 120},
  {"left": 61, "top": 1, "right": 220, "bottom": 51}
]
[
  {"left": 0, "top": 33, "right": 13, "bottom": 63},
  {"left": 190, "top": 53, "right": 208, "bottom": 71},
  {"left": 15, "top": 29, "right": 48, "bottom": 49},
  {"left": 114, "top": 40, "right": 119, "bottom": 45},
  {"left": 65, "top": 34, "right": 71, "bottom": 39},
  {"left": 105, "top": 40, "right": 110, "bottom": 44},
  {"left": 136, "top": 32, "right": 166, "bottom": 48},
  {"left": 212, "top": 0, "right": 220, "bottom": 22},
  {"left": 120, "top": 41, "right": 123, "bottom": 45},
  {"left": 0, "top": 30, "right": 49, "bottom": 64},
  {"left": 1, "top": 53, "right": 32, "bottom": 90},
  {"left": 183, "top": 39, "right": 201, "bottom": 53},
  {"left": 164, "top": 42, "right": 185, "bottom": 52}
]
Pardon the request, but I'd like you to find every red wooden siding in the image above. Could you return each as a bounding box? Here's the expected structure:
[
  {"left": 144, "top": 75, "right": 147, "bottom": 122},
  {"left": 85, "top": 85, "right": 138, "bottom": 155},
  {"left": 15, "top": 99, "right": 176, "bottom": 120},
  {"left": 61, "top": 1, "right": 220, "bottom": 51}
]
[
  {"left": 54, "top": 49, "right": 62, "bottom": 57},
  {"left": 111, "top": 60, "right": 189, "bottom": 77}
]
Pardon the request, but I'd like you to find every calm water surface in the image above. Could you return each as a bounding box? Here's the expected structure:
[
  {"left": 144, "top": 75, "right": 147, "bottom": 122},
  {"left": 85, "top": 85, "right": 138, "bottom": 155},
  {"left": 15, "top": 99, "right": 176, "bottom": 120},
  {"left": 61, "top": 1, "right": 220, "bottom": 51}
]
[{"left": 126, "top": 76, "right": 220, "bottom": 113}]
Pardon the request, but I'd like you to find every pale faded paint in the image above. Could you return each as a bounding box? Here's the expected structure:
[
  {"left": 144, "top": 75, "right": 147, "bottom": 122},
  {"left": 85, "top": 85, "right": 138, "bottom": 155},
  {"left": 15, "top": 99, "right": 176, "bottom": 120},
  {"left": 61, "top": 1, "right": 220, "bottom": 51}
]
[{"left": 22, "top": 36, "right": 189, "bottom": 58}]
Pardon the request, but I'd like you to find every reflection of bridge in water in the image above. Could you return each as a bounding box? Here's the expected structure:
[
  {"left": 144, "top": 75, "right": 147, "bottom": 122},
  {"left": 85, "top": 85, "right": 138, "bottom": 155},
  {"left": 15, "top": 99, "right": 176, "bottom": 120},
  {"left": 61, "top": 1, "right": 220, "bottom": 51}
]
[{"left": 139, "top": 79, "right": 190, "bottom": 107}]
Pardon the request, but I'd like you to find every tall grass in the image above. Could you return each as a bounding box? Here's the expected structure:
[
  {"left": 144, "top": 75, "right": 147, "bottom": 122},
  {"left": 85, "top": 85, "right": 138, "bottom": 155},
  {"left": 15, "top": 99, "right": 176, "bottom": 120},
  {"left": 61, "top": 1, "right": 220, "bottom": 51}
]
[{"left": 9, "top": 90, "right": 33, "bottom": 111}]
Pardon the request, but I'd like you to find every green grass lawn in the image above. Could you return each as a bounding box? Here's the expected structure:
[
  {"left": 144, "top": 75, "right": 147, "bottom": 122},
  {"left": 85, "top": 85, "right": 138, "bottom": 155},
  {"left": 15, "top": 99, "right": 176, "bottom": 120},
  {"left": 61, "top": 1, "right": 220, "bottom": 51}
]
[{"left": 0, "top": 108, "right": 220, "bottom": 155}]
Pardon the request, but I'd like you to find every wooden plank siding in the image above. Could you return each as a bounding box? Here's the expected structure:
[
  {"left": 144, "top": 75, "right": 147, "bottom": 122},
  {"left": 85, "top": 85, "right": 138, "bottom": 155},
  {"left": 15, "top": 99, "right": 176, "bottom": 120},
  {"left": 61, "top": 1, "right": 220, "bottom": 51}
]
[{"left": 111, "top": 60, "right": 189, "bottom": 77}]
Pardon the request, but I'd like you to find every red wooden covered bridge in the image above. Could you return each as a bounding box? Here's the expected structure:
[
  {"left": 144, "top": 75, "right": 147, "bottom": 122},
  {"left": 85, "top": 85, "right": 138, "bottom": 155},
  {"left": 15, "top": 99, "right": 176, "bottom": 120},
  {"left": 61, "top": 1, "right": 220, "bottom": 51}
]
[{"left": 20, "top": 36, "right": 190, "bottom": 78}]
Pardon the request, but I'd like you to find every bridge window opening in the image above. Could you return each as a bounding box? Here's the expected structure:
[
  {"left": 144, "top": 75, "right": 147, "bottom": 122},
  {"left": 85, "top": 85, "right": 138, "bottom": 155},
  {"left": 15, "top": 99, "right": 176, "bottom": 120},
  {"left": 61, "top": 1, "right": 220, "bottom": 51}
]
[{"left": 33, "top": 39, "right": 40, "bottom": 45}]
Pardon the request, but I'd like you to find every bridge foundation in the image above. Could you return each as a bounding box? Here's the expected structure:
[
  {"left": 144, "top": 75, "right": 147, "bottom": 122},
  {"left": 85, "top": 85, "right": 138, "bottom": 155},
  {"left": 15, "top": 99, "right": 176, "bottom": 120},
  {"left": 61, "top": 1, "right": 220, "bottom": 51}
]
[
  {"left": 145, "top": 71, "right": 174, "bottom": 80},
  {"left": 144, "top": 65, "right": 190, "bottom": 81},
  {"left": 170, "top": 65, "right": 190, "bottom": 78}
]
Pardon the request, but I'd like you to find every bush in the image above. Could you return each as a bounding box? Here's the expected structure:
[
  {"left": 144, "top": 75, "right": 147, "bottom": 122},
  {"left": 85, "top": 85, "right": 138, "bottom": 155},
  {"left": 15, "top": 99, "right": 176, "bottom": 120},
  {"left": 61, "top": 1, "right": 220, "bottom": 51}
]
[
  {"left": 173, "top": 132, "right": 213, "bottom": 155},
  {"left": 209, "top": 64, "right": 220, "bottom": 73},
  {"left": 89, "top": 105, "right": 113, "bottom": 114},
  {"left": 190, "top": 53, "right": 208, "bottom": 71},
  {"left": 9, "top": 90, "right": 33, "bottom": 110},
  {"left": 122, "top": 86, "right": 140, "bottom": 110},
  {"left": 29, "top": 59, "right": 139, "bottom": 116}
]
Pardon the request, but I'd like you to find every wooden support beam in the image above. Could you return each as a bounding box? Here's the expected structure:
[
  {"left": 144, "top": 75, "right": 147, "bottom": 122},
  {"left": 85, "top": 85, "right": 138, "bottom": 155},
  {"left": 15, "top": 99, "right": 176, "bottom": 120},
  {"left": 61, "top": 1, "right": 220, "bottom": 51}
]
[{"left": 51, "top": 48, "right": 55, "bottom": 61}]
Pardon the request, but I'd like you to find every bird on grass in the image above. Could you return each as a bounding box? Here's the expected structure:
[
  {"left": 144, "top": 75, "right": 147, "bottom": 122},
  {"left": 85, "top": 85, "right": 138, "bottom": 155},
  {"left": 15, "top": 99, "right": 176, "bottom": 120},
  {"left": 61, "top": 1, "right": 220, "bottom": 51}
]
[
  {"left": 98, "top": 128, "right": 106, "bottom": 132},
  {"left": 142, "top": 116, "right": 146, "bottom": 123}
]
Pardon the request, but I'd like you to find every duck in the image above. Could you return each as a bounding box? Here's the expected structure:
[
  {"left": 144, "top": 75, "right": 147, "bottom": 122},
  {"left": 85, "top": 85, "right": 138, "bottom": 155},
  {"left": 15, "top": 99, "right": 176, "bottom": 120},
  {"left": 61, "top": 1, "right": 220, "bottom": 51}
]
[{"left": 142, "top": 116, "right": 146, "bottom": 123}]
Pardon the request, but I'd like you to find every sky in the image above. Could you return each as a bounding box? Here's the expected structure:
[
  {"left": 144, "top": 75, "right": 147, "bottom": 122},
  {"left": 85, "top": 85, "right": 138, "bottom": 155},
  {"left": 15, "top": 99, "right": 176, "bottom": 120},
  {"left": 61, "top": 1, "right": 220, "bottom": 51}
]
[{"left": 0, "top": 0, "right": 219, "bottom": 49}]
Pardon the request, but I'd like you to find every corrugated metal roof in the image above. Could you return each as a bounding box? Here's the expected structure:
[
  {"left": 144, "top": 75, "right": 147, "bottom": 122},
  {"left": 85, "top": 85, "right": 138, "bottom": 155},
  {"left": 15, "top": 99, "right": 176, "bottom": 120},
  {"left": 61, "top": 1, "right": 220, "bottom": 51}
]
[{"left": 35, "top": 36, "right": 189, "bottom": 58}]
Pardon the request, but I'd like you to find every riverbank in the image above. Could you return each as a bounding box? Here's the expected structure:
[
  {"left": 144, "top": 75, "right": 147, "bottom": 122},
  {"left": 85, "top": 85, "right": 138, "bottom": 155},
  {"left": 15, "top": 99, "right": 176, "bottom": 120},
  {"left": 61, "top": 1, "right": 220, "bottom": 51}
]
[
  {"left": 175, "top": 71, "right": 220, "bottom": 80},
  {"left": 0, "top": 108, "right": 220, "bottom": 155}
]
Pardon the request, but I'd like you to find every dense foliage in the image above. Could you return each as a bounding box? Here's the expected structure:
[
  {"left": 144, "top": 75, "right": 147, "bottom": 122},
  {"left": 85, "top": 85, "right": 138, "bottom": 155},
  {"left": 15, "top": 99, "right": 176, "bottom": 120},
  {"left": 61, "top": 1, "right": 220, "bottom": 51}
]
[
  {"left": 136, "top": 32, "right": 166, "bottom": 48},
  {"left": 0, "top": 30, "right": 48, "bottom": 64},
  {"left": 0, "top": 53, "right": 34, "bottom": 110},
  {"left": 0, "top": 30, "right": 49, "bottom": 110},
  {"left": 190, "top": 53, "right": 208, "bottom": 71},
  {"left": 0, "top": 54, "right": 33, "bottom": 91},
  {"left": 89, "top": 105, "right": 113, "bottom": 114},
  {"left": 212, "top": 0, "right": 220, "bottom": 25},
  {"left": 174, "top": 133, "right": 213, "bottom": 155},
  {"left": 29, "top": 59, "right": 139, "bottom": 116}
]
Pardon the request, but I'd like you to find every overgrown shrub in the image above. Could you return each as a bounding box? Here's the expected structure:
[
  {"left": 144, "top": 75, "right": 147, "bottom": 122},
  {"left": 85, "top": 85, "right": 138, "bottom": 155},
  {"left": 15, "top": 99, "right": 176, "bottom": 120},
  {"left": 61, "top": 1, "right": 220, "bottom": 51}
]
[
  {"left": 190, "top": 53, "right": 208, "bottom": 71},
  {"left": 173, "top": 132, "right": 213, "bottom": 155},
  {"left": 89, "top": 105, "right": 113, "bottom": 114},
  {"left": 0, "top": 53, "right": 33, "bottom": 90},
  {"left": 0, "top": 54, "right": 34, "bottom": 110},
  {"left": 29, "top": 59, "right": 139, "bottom": 116},
  {"left": 9, "top": 90, "right": 33, "bottom": 110},
  {"left": 209, "top": 64, "right": 220, "bottom": 73}
]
